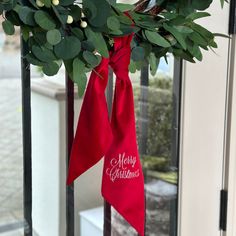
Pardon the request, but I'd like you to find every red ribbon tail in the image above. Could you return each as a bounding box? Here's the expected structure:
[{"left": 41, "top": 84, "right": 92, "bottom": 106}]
[
  {"left": 102, "top": 35, "right": 145, "bottom": 235},
  {"left": 67, "top": 58, "right": 113, "bottom": 185}
]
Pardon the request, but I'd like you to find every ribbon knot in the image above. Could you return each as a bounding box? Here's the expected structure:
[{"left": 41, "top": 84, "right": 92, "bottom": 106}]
[
  {"left": 67, "top": 35, "right": 145, "bottom": 236},
  {"left": 110, "top": 48, "right": 131, "bottom": 76}
]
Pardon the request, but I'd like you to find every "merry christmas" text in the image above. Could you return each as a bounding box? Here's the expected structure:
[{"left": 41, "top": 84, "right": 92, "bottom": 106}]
[{"left": 106, "top": 152, "right": 140, "bottom": 182}]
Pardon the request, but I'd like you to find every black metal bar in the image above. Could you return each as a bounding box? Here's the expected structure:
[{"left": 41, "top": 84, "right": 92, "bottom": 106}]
[
  {"left": 104, "top": 201, "right": 111, "bottom": 236},
  {"left": 219, "top": 189, "right": 228, "bottom": 231},
  {"left": 140, "top": 60, "right": 149, "bottom": 236},
  {"left": 170, "top": 59, "right": 183, "bottom": 236},
  {"left": 229, "top": 0, "right": 236, "bottom": 34},
  {"left": 66, "top": 73, "right": 75, "bottom": 236},
  {"left": 139, "top": 60, "right": 149, "bottom": 156},
  {"left": 20, "top": 30, "right": 32, "bottom": 236},
  {"left": 103, "top": 4, "right": 117, "bottom": 236},
  {"left": 171, "top": 59, "right": 183, "bottom": 167},
  {"left": 104, "top": 68, "right": 113, "bottom": 236}
]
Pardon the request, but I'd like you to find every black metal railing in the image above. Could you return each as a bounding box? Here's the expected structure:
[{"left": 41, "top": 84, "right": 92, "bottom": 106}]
[{"left": 20, "top": 28, "right": 32, "bottom": 236}]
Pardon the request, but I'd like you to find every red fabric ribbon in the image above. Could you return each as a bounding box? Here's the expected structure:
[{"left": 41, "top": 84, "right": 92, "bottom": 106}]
[{"left": 67, "top": 35, "right": 145, "bottom": 236}]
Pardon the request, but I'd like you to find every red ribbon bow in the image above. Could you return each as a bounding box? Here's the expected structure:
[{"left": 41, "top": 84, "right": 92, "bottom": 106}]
[{"left": 67, "top": 35, "right": 145, "bottom": 236}]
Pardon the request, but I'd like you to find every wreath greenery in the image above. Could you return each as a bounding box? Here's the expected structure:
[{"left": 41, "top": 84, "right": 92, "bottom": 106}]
[{"left": 0, "top": 0, "right": 227, "bottom": 95}]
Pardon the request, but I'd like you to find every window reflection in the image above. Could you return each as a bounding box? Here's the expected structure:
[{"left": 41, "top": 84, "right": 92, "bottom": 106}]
[{"left": 111, "top": 55, "right": 179, "bottom": 236}]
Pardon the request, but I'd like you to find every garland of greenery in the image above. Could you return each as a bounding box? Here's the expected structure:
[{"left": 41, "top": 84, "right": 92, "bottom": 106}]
[{"left": 0, "top": 0, "right": 226, "bottom": 95}]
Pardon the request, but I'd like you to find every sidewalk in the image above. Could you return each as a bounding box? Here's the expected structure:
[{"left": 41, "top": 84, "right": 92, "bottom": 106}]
[
  {"left": 0, "top": 49, "right": 41, "bottom": 235},
  {"left": 0, "top": 78, "right": 23, "bottom": 235}
]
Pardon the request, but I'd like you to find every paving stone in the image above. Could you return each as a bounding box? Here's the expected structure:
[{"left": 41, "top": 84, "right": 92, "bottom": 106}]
[
  {"left": 0, "top": 78, "right": 23, "bottom": 232},
  {"left": 0, "top": 212, "right": 17, "bottom": 227},
  {"left": 11, "top": 210, "right": 23, "bottom": 221},
  {"left": 0, "top": 228, "right": 23, "bottom": 236}
]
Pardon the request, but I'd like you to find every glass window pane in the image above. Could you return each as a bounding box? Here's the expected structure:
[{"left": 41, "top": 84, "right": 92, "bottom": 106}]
[{"left": 111, "top": 55, "right": 180, "bottom": 236}]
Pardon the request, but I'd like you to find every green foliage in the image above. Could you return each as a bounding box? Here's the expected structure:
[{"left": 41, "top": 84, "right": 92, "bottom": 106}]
[
  {"left": 2, "top": 19, "right": 15, "bottom": 34},
  {"left": 46, "top": 29, "right": 61, "bottom": 45},
  {"left": 72, "top": 58, "right": 87, "bottom": 97},
  {"left": 131, "top": 46, "right": 145, "bottom": 61},
  {"left": 54, "top": 36, "right": 81, "bottom": 60},
  {"left": 34, "top": 10, "right": 56, "bottom": 30},
  {"left": 0, "top": 0, "right": 227, "bottom": 96},
  {"left": 84, "top": 28, "right": 109, "bottom": 57},
  {"left": 144, "top": 30, "right": 171, "bottom": 48}
]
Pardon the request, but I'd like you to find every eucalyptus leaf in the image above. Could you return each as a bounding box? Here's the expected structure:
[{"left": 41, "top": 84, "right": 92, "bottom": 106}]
[
  {"left": 145, "top": 30, "right": 171, "bottom": 48},
  {"left": 72, "top": 58, "right": 87, "bottom": 97},
  {"left": 174, "top": 26, "right": 193, "bottom": 34},
  {"left": 163, "top": 23, "right": 187, "bottom": 50},
  {"left": 191, "top": 23, "right": 214, "bottom": 40},
  {"left": 19, "top": 6, "right": 36, "bottom": 26},
  {"left": 192, "top": 45, "right": 203, "bottom": 61},
  {"left": 42, "top": 62, "right": 60, "bottom": 76},
  {"left": 21, "top": 26, "right": 30, "bottom": 41},
  {"left": 85, "top": 28, "right": 109, "bottom": 57},
  {"left": 59, "top": 0, "right": 74, "bottom": 6},
  {"left": 73, "top": 57, "right": 86, "bottom": 81},
  {"left": 2, "top": 20, "right": 15, "bottom": 35},
  {"left": 34, "top": 10, "right": 56, "bottom": 30},
  {"left": 33, "top": 31, "right": 47, "bottom": 45},
  {"left": 173, "top": 48, "right": 195, "bottom": 63},
  {"left": 83, "top": 50, "right": 100, "bottom": 67},
  {"left": 71, "top": 28, "right": 84, "bottom": 40},
  {"left": 52, "top": 5, "right": 66, "bottom": 27},
  {"left": 28, "top": 0, "right": 39, "bottom": 9},
  {"left": 83, "top": 0, "right": 97, "bottom": 20},
  {"left": 1, "top": 0, "right": 16, "bottom": 11},
  {"left": 69, "top": 5, "right": 81, "bottom": 21},
  {"left": 5, "top": 10, "right": 21, "bottom": 26},
  {"left": 129, "top": 59, "right": 136, "bottom": 73},
  {"left": 46, "top": 29, "right": 61, "bottom": 45},
  {"left": 188, "top": 32, "right": 208, "bottom": 47},
  {"left": 191, "top": 0, "right": 213, "bottom": 10},
  {"left": 25, "top": 53, "right": 44, "bottom": 66},
  {"left": 149, "top": 52, "right": 159, "bottom": 76},
  {"left": 114, "top": 3, "right": 135, "bottom": 12},
  {"left": 54, "top": 36, "right": 81, "bottom": 60},
  {"left": 77, "top": 73, "right": 87, "bottom": 98},
  {"left": 81, "top": 40, "right": 95, "bottom": 52},
  {"left": 32, "top": 45, "right": 57, "bottom": 62},
  {"left": 187, "top": 12, "right": 211, "bottom": 20},
  {"left": 42, "top": 0, "right": 51, "bottom": 8},
  {"left": 107, "top": 16, "right": 120, "bottom": 31},
  {"left": 84, "top": 0, "right": 110, "bottom": 27}
]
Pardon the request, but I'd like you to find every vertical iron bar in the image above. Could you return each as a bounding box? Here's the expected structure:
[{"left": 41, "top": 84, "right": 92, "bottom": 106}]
[
  {"left": 20, "top": 30, "right": 32, "bottom": 236},
  {"left": 66, "top": 73, "right": 75, "bottom": 236},
  {"left": 140, "top": 60, "right": 149, "bottom": 156},
  {"left": 140, "top": 61, "right": 149, "bottom": 236},
  {"left": 229, "top": 0, "right": 236, "bottom": 34},
  {"left": 170, "top": 59, "right": 183, "bottom": 236},
  {"left": 104, "top": 2, "right": 116, "bottom": 233},
  {"left": 219, "top": 189, "right": 228, "bottom": 231},
  {"left": 104, "top": 68, "right": 113, "bottom": 236},
  {"left": 104, "top": 202, "right": 111, "bottom": 236},
  {"left": 171, "top": 59, "right": 183, "bottom": 167}
]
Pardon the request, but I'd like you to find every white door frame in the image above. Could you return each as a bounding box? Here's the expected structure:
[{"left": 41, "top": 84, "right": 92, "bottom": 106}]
[{"left": 177, "top": 1, "right": 232, "bottom": 236}]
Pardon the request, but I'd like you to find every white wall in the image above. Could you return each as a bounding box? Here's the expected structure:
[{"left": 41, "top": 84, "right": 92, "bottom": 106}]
[{"left": 31, "top": 78, "right": 103, "bottom": 236}]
